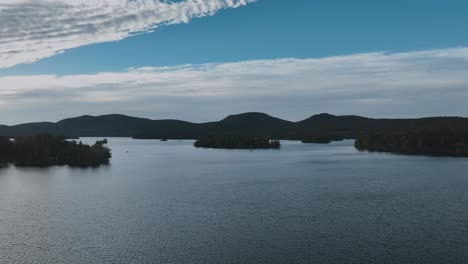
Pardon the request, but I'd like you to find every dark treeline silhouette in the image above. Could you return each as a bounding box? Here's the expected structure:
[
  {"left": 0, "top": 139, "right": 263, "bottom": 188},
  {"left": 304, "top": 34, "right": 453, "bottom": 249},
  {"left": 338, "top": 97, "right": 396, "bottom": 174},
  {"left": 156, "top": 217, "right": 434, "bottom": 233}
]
[
  {"left": 301, "top": 136, "right": 344, "bottom": 144},
  {"left": 355, "top": 130, "right": 468, "bottom": 157},
  {"left": 194, "top": 137, "right": 281, "bottom": 149},
  {"left": 0, "top": 134, "right": 111, "bottom": 167}
]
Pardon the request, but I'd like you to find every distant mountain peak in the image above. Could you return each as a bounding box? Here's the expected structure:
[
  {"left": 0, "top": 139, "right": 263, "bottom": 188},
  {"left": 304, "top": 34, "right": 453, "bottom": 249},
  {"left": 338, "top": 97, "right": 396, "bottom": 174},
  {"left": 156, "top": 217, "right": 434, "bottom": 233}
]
[
  {"left": 223, "top": 112, "right": 271, "bottom": 119},
  {"left": 57, "top": 114, "right": 150, "bottom": 124},
  {"left": 221, "top": 112, "right": 290, "bottom": 124},
  {"left": 309, "top": 113, "right": 336, "bottom": 119}
]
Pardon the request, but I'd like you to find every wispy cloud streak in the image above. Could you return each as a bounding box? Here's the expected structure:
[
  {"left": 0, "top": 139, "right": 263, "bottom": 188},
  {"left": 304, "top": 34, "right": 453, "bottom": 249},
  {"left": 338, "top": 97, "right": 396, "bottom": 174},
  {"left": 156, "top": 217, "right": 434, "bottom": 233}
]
[{"left": 0, "top": 0, "right": 253, "bottom": 69}]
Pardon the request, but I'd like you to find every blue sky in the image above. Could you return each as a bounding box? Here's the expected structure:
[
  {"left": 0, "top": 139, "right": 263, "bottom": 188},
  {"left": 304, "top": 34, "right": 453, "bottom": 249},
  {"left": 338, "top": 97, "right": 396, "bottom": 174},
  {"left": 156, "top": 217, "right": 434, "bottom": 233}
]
[
  {"left": 3, "top": 0, "right": 468, "bottom": 76},
  {"left": 0, "top": 0, "right": 467, "bottom": 123}
]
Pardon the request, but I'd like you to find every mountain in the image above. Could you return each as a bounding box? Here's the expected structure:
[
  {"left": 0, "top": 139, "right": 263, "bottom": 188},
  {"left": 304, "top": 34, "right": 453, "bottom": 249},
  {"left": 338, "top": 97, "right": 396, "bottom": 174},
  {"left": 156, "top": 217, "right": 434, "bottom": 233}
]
[
  {"left": 58, "top": 114, "right": 197, "bottom": 138},
  {"left": 296, "top": 113, "right": 375, "bottom": 138},
  {"left": 200, "top": 112, "right": 293, "bottom": 138},
  {"left": 2, "top": 112, "right": 468, "bottom": 139},
  {"left": 296, "top": 114, "right": 468, "bottom": 138}
]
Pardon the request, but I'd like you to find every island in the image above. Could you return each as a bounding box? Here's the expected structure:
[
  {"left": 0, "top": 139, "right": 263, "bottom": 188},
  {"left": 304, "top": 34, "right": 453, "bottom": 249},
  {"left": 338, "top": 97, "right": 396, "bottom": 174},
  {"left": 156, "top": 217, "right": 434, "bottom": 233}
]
[
  {"left": 194, "top": 137, "right": 281, "bottom": 149},
  {"left": 0, "top": 134, "right": 111, "bottom": 167},
  {"left": 355, "top": 131, "right": 468, "bottom": 157}
]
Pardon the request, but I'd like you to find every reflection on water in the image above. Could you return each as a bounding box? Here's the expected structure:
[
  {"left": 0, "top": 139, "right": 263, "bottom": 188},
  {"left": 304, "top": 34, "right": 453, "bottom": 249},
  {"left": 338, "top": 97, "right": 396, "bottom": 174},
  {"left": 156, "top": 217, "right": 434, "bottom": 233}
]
[{"left": 0, "top": 139, "right": 468, "bottom": 264}]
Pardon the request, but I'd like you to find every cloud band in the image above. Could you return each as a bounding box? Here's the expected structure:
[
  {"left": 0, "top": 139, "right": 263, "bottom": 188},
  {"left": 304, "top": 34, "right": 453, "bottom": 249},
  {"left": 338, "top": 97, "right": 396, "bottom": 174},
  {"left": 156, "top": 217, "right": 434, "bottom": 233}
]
[{"left": 0, "top": 0, "right": 254, "bottom": 69}]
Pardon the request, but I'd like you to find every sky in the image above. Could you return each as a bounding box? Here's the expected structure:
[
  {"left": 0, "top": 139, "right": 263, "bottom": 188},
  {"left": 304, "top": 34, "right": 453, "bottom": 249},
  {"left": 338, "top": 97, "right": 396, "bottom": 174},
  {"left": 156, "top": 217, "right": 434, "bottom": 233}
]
[{"left": 0, "top": 0, "right": 467, "bottom": 124}]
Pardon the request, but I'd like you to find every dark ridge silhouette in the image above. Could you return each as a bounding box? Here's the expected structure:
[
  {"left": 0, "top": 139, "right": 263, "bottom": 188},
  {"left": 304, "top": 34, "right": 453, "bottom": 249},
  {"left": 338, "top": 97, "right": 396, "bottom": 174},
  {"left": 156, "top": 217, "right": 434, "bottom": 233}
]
[
  {"left": 0, "top": 134, "right": 111, "bottom": 167},
  {"left": 200, "top": 112, "right": 294, "bottom": 138},
  {"left": 194, "top": 137, "right": 281, "bottom": 149},
  {"left": 56, "top": 114, "right": 156, "bottom": 137}
]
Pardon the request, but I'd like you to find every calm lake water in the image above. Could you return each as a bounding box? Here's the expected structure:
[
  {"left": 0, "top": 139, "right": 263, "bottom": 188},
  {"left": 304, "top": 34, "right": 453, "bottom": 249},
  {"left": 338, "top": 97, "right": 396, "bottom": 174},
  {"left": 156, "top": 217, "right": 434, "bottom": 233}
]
[{"left": 1, "top": 139, "right": 468, "bottom": 264}]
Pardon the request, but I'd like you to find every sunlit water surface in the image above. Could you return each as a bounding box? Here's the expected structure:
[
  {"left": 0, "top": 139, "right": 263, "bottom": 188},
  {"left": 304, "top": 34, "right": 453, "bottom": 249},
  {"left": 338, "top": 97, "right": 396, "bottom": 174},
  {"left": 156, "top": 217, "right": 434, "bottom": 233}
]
[{"left": 1, "top": 139, "right": 468, "bottom": 264}]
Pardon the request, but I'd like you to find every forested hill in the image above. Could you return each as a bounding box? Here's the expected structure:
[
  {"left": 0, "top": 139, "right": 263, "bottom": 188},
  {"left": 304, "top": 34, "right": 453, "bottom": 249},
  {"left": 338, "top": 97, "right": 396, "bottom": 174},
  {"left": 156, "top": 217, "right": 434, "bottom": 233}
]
[{"left": 1, "top": 113, "right": 468, "bottom": 139}]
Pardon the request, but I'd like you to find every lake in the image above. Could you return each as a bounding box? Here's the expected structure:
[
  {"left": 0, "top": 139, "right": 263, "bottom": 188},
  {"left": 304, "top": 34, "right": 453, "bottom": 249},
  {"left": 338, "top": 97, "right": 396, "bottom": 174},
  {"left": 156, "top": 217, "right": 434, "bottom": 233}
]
[{"left": 1, "top": 139, "right": 467, "bottom": 263}]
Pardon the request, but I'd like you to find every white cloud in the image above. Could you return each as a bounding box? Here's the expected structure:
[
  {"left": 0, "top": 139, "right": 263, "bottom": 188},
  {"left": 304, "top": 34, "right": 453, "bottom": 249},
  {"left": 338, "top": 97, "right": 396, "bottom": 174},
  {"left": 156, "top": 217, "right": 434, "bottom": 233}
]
[
  {"left": 0, "top": 47, "right": 467, "bottom": 124},
  {"left": 0, "top": 0, "right": 254, "bottom": 69}
]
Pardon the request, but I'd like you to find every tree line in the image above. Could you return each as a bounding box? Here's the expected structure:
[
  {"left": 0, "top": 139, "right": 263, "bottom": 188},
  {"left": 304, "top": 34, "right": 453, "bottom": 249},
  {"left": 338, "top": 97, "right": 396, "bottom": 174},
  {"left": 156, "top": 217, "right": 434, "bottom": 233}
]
[{"left": 194, "top": 137, "right": 281, "bottom": 149}]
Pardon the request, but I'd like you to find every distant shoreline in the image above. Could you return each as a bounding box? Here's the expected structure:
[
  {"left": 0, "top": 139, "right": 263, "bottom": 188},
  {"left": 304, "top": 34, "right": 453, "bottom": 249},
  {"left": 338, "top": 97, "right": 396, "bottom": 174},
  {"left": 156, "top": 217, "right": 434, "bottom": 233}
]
[{"left": 2, "top": 112, "right": 468, "bottom": 157}]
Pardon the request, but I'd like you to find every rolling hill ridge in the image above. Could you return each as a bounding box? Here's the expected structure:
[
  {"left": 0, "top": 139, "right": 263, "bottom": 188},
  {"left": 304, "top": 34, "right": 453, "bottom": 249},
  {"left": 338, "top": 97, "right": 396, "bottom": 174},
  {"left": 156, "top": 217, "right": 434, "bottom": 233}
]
[{"left": 1, "top": 112, "right": 468, "bottom": 139}]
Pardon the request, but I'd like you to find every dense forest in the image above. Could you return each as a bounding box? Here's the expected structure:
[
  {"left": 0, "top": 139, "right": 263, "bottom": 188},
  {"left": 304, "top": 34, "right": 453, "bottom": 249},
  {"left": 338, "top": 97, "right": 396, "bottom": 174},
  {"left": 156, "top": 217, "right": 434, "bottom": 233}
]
[
  {"left": 194, "top": 137, "right": 281, "bottom": 149},
  {"left": 355, "top": 131, "right": 468, "bottom": 157},
  {"left": 301, "top": 136, "right": 343, "bottom": 144},
  {"left": 0, "top": 134, "right": 111, "bottom": 167}
]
